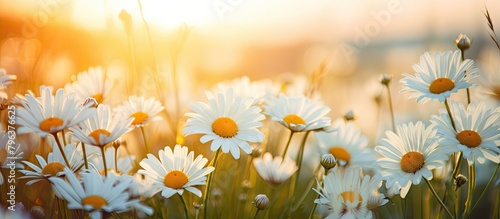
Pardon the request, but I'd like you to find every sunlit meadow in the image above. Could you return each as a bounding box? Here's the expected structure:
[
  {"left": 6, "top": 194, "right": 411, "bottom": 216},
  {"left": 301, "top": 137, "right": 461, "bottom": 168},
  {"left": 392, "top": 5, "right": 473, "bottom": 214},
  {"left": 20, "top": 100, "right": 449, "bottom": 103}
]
[{"left": 1, "top": 1, "right": 500, "bottom": 218}]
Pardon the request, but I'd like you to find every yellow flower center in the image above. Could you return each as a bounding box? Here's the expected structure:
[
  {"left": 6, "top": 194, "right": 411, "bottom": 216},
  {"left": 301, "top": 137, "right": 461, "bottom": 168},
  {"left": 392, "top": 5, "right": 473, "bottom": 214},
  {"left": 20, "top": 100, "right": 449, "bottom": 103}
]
[
  {"left": 456, "top": 130, "right": 482, "bottom": 148},
  {"left": 130, "top": 112, "right": 149, "bottom": 125},
  {"left": 39, "top": 117, "right": 64, "bottom": 132},
  {"left": 82, "top": 195, "right": 107, "bottom": 210},
  {"left": 328, "top": 146, "right": 351, "bottom": 162},
  {"left": 88, "top": 129, "right": 111, "bottom": 145},
  {"left": 41, "top": 162, "right": 65, "bottom": 176},
  {"left": 340, "top": 191, "right": 362, "bottom": 203},
  {"left": 91, "top": 93, "right": 103, "bottom": 103},
  {"left": 429, "top": 78, "right": 455, "bottom": 94},
  {"left": 163, "top": 170, "right": 188, "bottom": 189},
  {"left": 212, "top": 117, "right": 238, "bottom": 138},
  {"left": 283, "top": 114, "right": 306, "bottom": 127},
  {"left": 400, "top": 151, "right": 425, "bottom": 173}
]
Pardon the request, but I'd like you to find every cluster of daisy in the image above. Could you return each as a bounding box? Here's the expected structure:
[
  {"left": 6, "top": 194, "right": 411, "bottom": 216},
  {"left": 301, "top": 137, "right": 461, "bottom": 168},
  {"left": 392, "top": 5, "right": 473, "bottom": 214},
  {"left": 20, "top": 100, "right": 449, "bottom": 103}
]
[{"left": 0, "top": 33, "right": 499, "bottom": 219}]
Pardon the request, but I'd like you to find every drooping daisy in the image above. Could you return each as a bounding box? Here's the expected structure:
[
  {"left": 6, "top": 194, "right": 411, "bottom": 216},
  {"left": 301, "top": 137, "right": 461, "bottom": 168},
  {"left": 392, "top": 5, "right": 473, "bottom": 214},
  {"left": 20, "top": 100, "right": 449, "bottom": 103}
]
[
  {"left": 375, "top": 121, "right": 448, "bottom": 198},
  {"left": 314, "top": 167, "right": 388, "bottom": 219},
  {"left": 431, "top": 100, "right": 500, "bottom": 164},
  {"left": 49, "top": 168, "right": 153, "bottom": 219},
  {"left": 19, "top": 142, "right": 83, "bottom": 185},
  {"left": 264, "top": 94, "right": 331, "bottom": 132},
  {"left": 64, "top": 66, "right": 112, "bottom": 104},
  {"left": 183, "top": 89, "right": 265, "bottom": 159},
  {"left": 16, "top": 87, "right": 96, "bottom": 137},
  {"left": 70, "top": 104, "right": 133, "bottom": 147},
  {"left": 138, "top": 145, "right": 214, "bottom": 198},
  {"left": 315, "top": 118, "right": 376, "bottom": 169},
  {"left": 114, "top": 95, "right": 164, "bottom": 127},
  {"left": 400, "top": 50, "right": 478, "bottom": 103},
  {"left": 253, "top": 152, "right": 298, "bottom": 186},
  {"left": 0, "top": 68, "right": 16, "bottom": 100}
]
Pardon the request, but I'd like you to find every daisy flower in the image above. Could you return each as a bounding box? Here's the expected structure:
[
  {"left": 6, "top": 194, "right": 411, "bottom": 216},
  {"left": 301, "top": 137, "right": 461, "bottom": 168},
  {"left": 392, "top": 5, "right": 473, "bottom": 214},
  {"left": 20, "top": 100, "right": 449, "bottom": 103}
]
[
  {"left": 49, "top": 168, "right": 153, "bottom": 219},
  {"left": 64, "top": 66, "right": 112, "bottom": 104},
  {"left": 183, "top": 89, "right": 265, "bottom": 159},
  {"left": 400, "top": 50, "right": 478, "bottom": 103},
  {"left": 264, "top": 94, "right": 331, "bottom": 132},
  {"left": 114, "top": 95, "right": 164, "bottom": 127},
  {"left": 138, "top": 145, "right": 214, "bottom": 198},
  {"left": 252, "top": 152, "right": 298, "bottom": 186},
  {"left": 16, "top": 87, "right": 96, "bottom": 137},
  {"left": 431, "top": 100, "right": 500, "bottom": 165},
  {"left": 314, "top": 167, "right": 388, "bottom": 219},
  {"left": 375, "top": 121, "right": 448, "bottom": 198},
  {"left": 0, "top": 68, "right": 16, "bottom": 100},
  {"left": 70, "top": 104, "right": 133, "bottom": 147},
  {"left": 19, "top": 142, "right": 82, "bottom": 185},
  {"left": 315, "top": 118, "right": 376, "bottom": 169}
]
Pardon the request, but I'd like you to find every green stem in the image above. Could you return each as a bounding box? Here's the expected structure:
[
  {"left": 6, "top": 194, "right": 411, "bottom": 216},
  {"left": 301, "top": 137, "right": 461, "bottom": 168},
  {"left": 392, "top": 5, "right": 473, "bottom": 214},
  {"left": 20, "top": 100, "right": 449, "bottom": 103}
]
[
  {"left": 100, "top": 146, "right": 108, "bottom": 177},
  {"left": 467, "top": 163, "right": 500, "bottom": 217},
  {"left": 464, "top": 161, "right": 477, "bottom": 217},
  {"left": 451, "top": 152, "right": 463, "bottom": 182},
  {"left": 424, "top": 178, "right": 454, "bottom": 219},
  {"left": 308, "top": 172, "right": 325, "bottom": 219},
  {"left": 81, "top": 143, "right": 89, "bottom": 169},
  {"left": 179, "top": 193, "right": 189, "bottom": 219},
  {"left": 253, "top": 209, "right": 260, "bottom": 219},
  {"left": 281, "top": 131, "right": 295, "bottom": 158},
  {"left": 384, "top": 83, "right": 396, "bottom": 132},
  {"left": 52, "top": 133, "right": 70, "bottom": 167},
  {"left": 293, "top": 164, "right": 321, "bottom": 212},
  {"left": 114, "top": 146, "right": 119, "bottom": 173},
  {"left": 203, "top": 149, "right": 221, "bottom": 219},
  {"left": 444, "top": 99, "right": 457, "bottom": 131},
  {"left": 460, "top": 48, "right": 471, "bottom": 105},
  {"left": 140, "top": 126, "right": 149, "bottom": 154}
]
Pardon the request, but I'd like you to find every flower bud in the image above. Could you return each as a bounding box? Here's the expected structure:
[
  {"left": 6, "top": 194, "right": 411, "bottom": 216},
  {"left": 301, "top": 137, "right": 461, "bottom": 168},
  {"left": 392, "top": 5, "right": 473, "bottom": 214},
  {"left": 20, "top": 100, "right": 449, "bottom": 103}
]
[
  {"left": 455, "top": 34, "right": 471, "bottom": 51},
  {"left": 83, "top": 97, "right": 98, "bottom": 108},
  {"left": 343, "top": 109, "right": 356, "bottom": 121},
  {"left": 112, "top": 139, "right": 122, "bottom": 149},
  {"left": 253, "top": 194, "right": 269, "bottom": 210},
  {"left": 251, "top": 145, "right": 263, "bottom": 158},
  {"left": 455, "top": 174, "right": 468, "bottom": 188},
  {"left": 380, "top": 74, "right": 392, "bottom": 86},
  {"left": 320, "top": 154, "right": 336, "bottom": 171}
]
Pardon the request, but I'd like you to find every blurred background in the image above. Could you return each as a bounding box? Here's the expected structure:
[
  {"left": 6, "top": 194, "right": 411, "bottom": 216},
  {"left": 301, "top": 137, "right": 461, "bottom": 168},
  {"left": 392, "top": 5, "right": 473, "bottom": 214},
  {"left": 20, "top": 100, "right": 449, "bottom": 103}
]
[{"left": 1, "top": 0, "right": 500, "bottom": 141}]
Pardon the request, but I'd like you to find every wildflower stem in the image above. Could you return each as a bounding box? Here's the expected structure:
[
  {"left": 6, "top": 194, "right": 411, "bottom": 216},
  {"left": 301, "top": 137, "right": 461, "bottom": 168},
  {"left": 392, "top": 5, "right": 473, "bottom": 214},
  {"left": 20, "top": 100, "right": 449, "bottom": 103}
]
[
  {"left": 52, "top": 133, "right": 70, "bottom": 167},
  {"left": 100, "top": 146, "right": 108, "bottom": 177},
  {"left": 140, "top": 126, "right": 149, "bottom": 153},
  {"left": 308, "top": 172, "right": 325, "bottom": 219},
  {"left": 114, "top": 146, "right": 119, "bottom": 173},
  {"left": 444, "top": 99, "right": 457, "bottom": 131},
  {"left": 463, "top": 161, "right": 476, "bottom": 217},
  {"left": 282, "top": 131, "right": 295, "bottom": 158},
  {"left": 287, "top": 131, "right": 311, "bottom": 213},
  {"left": 459, "top": 48, "right": 472, "bottom": 105},
  {"left": 424, "top": 178, "right": 454, "bottom": 219},
  {"left": 203, "top": 149, "right": 221, "bottom": 219},
  {"left": 179, "top": 193, "right": 189, "bottom": 219},
  {"left": 293, "top": 164, "right": 321, "bottom": 212},
  {"left": 253, "top": 209, "right": 260, "bottom": 219},
  {"left": 451, "top": 152, "right": 463, "bottom": 182},
  {"left": 466, "top": 163, "right": 500, "bottom": 218},
  {"left": 384, "top": 83, "right": 396, "bottom": 132},
  {"left": 81, "top": 143, "right": 89, "bottom": 169}
]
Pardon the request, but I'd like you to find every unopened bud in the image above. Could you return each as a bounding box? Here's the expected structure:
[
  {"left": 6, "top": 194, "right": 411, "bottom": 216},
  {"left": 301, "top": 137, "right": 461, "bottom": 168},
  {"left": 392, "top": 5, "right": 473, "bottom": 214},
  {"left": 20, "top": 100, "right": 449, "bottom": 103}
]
[
  {"left": 380, "top": 74, "right": 392, "bottom": 86},
  {"left": 343, "top": 109, "right": 356, "bottom": 121},
  {"left": 455, "top": 34, "right": 471, "bottom": 51},
  {"left": 242, "top": 180, "right": 253, "bottom": 192},
  {"left": 455, "top": 174, "right": 468, "bottom": 188},
  {"left": 253, "top": 194, "right": 269, "bottom": 210},
  {"left": 320, "top": 154, "right": 336, "bottom": 171},
  {"left": 83, "top": 97, "right": 98, "bottom": 108},
  {"left": 112, "top": 139, "right": 122, "bottom": 149},
  {"left": 119, "top": 10, "right": 132, "bottom": 35},
  {"left": 251, "top": 145, "right": 263, "bottom": 158},
  {"left": 238, "top": 193, "right": 248, "bottom": 203},
  {"left": 193, "top": 202, "right": 202, "bottom": 210}
]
